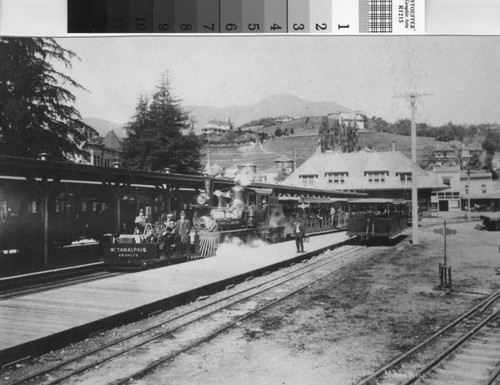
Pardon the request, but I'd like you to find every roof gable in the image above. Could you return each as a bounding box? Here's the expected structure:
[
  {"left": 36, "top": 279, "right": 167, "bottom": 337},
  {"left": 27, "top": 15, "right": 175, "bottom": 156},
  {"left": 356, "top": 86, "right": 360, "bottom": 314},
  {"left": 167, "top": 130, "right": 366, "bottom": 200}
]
[
  {"left": 285, "top": 151, "right": 446, "bottom": 190},
  {"left": 102, "top": 130, "right": 122, "bottom": 150}
]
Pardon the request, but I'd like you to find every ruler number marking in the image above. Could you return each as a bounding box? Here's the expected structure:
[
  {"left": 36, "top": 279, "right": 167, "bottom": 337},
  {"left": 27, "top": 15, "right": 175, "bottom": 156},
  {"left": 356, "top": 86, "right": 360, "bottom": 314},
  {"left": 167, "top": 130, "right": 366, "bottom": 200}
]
[
  {"left": 248, "top": 23, "right": 260, "bottom": 31},
  {"left": 135, "top": 17, "right": 147, "bottom": 31}
]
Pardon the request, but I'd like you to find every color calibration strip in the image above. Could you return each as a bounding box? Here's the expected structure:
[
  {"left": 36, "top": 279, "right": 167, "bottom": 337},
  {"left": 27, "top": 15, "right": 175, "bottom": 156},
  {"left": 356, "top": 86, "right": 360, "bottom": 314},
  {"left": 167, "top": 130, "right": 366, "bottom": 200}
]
[{"left": 68, "top": 0, "right": 424, "bottom": 34}]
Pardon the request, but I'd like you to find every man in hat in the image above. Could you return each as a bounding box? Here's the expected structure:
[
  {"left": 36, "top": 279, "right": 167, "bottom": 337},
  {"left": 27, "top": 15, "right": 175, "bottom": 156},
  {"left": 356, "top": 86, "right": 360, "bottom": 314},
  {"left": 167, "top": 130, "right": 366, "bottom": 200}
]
[
  {"left": 161, "top": 213, "right": 176, "bottom": 256},
  {"left": 173, "top": 211, "right": 190, "bottom": 255},
  {"left": 293, "top": 214, "right": 305, "bottom": 253},
  {"left": 134, "top": 208, "right": 148, "bottom": 234}
]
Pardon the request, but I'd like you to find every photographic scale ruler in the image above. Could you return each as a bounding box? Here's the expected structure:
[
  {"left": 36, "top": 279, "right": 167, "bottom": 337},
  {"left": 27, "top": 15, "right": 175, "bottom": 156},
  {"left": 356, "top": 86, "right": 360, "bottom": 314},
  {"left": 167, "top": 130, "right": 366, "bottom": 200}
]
[{"left": 67, "top": 0, "right": 424, "bottom": 34}]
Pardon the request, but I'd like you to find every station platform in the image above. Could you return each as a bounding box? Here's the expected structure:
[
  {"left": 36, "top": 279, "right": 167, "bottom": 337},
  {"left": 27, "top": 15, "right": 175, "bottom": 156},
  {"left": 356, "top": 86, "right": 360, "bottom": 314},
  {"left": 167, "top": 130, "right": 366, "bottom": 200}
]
[{"left": 0, "top": 231, "right": 351, "bottom": 366}]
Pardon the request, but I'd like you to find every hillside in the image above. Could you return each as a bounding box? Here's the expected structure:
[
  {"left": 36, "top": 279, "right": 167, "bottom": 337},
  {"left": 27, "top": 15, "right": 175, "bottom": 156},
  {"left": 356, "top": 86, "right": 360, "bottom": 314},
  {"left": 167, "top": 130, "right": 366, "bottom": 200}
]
[
  {"left": 357, "top": 131, "right": 457, "bottom": 166},
  {"left": 203, "top": 135, "right": 320, "bottom": 171},
  {"left": 248, "top": 116, "right": 328, "bottom": 137},
  {"left": 187, "top": 94, "right": 350, "bottom": 133},
  {"left": 203, "top": 130, "right": 458, "bottom": 174}
]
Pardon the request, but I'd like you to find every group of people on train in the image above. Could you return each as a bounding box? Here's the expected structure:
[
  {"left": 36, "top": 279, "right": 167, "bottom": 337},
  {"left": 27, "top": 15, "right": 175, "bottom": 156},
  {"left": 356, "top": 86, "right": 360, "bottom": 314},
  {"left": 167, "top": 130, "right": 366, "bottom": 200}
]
[
  {"left": 133, "top": 209, "right": 191, "bottom": 255},
  {"left": 303, "top": 207, "right": 346, "bottom": 228}
]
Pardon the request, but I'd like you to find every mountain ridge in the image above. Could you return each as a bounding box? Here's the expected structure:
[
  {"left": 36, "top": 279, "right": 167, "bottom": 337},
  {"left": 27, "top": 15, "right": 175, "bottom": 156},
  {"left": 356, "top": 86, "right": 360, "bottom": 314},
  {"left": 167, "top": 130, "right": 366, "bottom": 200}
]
[{"left": 84, "top": 94, "right": 352, "bottom": 137}]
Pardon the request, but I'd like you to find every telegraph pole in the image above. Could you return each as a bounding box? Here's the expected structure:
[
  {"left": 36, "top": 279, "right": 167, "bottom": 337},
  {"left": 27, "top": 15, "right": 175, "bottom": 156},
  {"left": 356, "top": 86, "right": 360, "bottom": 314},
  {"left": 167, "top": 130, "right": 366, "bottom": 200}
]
[
  {"left": 467, "top": 166, "right": 471, "bottom": 219},
  {"left": 409, "top": 94, "right": 419, "bottom": 245},
  {"left": 395, "top": 92, "right": 430, "bottom": 246}
]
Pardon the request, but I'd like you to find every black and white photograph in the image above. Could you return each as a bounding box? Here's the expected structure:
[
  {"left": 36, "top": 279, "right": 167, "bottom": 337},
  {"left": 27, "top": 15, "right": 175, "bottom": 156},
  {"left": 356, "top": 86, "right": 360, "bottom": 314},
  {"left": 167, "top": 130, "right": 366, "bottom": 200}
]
[{"left": 1, "top": 34, "right": 500, "bottom": 384}]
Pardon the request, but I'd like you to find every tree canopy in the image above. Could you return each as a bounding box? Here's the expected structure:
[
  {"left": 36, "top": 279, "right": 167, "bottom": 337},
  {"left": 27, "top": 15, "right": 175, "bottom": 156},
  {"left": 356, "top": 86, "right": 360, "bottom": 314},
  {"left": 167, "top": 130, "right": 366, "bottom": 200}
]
[
  {"left": 122, "top": 76, "right": 202, "bottom": 174},
  {"left": 319, "top": 116, "right": 359, "bottom": 153},
  {"left": 0, "top": 37, "right": 93, "bottom": 160}
]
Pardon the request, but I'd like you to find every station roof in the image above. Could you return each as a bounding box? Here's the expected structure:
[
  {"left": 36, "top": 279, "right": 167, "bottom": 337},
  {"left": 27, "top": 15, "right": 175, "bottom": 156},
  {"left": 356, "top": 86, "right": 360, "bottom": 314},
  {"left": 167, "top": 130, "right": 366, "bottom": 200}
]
[
  {"left": 0, "top": 156, "right": 214, "bottom": 190},
  {"left": 285, "top": 151, "right": 448, "bottom": 191},
  {"left": 0, "top": 156, "right": 366, "bottom": 199}
]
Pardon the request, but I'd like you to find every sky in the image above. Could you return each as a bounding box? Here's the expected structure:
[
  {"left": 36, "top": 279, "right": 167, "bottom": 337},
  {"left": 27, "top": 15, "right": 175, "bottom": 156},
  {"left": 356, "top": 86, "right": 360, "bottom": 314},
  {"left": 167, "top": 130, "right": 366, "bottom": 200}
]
[{"left": 53, "top": 36, "right": 500, "bottom": 127}]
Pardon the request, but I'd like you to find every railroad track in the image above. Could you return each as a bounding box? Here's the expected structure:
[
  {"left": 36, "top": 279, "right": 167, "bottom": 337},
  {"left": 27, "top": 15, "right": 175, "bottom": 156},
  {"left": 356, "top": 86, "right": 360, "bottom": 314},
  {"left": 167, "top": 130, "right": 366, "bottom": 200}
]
[
  {"left": 3, "top": 244, "right": 378, "bottom": 385},
  {"left": 357, "top": 290, "right": 500, "bottom": 385},
  {"left": 0, "top": 262, "right": 121, "bottom": 299}
]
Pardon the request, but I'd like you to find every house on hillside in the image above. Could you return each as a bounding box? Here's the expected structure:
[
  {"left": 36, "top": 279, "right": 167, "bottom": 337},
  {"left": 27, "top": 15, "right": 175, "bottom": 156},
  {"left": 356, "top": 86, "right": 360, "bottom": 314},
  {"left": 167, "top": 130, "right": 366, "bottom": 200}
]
[
  {"left": 77, "top": 130, "right": 122, "bottom": 167},
  {"left": 339, "top": 112, "right": 365, "bottom": 129},
  {"left": 428, "top": 145, "right": 458, "bottom": 166},
  {"left": 274, "top": 155, "right": 294, "bottom": 174},
  {"left": 326, "top": 112, "right": 365, "bottom": 129},
  {"left": 283, "top": 151, "right": 447, "bottom": 217},
  {"left": 274, "top": 116, "right": 293, "bottom": 125},
  {"left": 459, "top": 144, "right": 482, "bottom": 166},
  {"left": 202, "top": 120, "right": 231, "bottom": 135}
]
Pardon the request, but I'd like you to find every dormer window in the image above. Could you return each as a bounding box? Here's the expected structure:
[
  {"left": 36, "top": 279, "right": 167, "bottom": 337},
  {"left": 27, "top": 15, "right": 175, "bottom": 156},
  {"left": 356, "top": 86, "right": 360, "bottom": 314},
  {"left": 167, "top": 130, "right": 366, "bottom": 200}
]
[
  {"left": 396, "top": 172, "right": 412, "bottom": 182},
  {"left": 325, "top": 172, "right": 348, "bottom": 185},
  {"left": 364, "top": 171, "right": 388, "bottom": 183},
  {"left": 299, "top": 174, "right": 318, "bottom": 187}
]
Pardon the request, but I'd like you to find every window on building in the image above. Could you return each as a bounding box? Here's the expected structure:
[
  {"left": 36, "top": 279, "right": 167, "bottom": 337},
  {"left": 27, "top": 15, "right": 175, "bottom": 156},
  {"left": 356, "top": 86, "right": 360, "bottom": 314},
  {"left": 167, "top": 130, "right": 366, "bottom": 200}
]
[
  {"left": 442, "top": 178, "right": 451, "bottom": 186},
  {"left": 364, "top": 171, "right": 388, "bottom": 183},
  {"left": 396, "top": 172, "right": 412, "bottom": 182},
  {"left": 299, "top": 175, "right": 318, "bottom": 187},
  {"left": 325, "top": 172, "right": 348, "bottom": 185},
  {"left": 482, "top": 184, "right": 487, "bottom": 193},
  {"left": 438, "top": 191, "right": 460, "bottom": 199}
]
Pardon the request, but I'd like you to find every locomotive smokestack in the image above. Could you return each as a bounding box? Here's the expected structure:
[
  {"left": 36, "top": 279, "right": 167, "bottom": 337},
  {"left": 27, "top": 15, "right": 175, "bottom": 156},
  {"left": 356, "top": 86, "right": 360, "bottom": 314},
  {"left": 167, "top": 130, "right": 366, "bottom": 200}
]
[
  {"left": 204, "top": 177, "right": 212, "bottom": 204},
  {"left": 213, "top": 190, "right": 225, "bottom": 209},
  {"left": 231, "top": 184, "right": 245, "bottom": 207}
]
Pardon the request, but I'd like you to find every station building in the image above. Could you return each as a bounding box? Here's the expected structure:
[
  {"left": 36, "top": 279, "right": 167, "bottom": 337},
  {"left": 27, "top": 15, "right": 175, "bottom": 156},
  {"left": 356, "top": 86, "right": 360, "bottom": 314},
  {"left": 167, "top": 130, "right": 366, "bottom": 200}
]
[{"left": 283, "top": 150, "right": 447, "bottom": 217}]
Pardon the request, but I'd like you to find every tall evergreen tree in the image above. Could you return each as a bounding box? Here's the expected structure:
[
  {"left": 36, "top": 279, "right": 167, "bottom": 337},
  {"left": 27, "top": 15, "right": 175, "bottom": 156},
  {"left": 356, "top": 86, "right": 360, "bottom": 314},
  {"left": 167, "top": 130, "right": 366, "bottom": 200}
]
[
  {"left": 122, "top": 75, "right": 202, "bottom": 174},
  {"left": 340, "top": 121, "right": 360, "bottom": 153},
  {"left": 0, "top": 37, "right": 93, "bottom": 160},
  {"left": 331, "top": 119, "right": 342, "bottom": 151},
  {"left": 319, "top": 116, "right": 331, "bottom": 152}
]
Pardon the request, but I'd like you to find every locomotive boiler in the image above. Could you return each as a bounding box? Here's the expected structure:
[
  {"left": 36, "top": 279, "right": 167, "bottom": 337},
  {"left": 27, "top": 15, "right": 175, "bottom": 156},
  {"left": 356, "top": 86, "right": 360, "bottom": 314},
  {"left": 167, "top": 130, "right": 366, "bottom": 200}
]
[{"left": 193, "top": 181, "right": 286, "bottom": 243}]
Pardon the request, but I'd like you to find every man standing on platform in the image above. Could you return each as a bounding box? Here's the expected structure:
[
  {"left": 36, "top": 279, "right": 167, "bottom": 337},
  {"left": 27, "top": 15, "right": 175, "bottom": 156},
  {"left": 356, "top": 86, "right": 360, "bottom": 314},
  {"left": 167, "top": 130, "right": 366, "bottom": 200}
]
[
  {"left": 173, "top": 210, "right": 191, "bottom": 255},
  {"left": 293, "top": 214, "right": 305, "bottom": 253}
]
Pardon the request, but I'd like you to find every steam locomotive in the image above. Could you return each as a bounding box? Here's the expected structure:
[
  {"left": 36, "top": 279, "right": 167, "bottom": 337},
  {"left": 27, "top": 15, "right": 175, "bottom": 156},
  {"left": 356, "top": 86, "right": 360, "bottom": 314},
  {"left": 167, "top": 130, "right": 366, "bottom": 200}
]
[{"left": 192, "top": 181, "right": 287, "bottom": 244}]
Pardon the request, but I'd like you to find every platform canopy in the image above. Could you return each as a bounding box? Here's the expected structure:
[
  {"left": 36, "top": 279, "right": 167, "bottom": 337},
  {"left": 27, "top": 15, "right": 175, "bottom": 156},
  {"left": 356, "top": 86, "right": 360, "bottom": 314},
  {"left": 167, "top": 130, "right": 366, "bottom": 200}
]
[
  {"left": 0, "top": 155, "right": 216, "bottom": 190},
  {"left": 461, "top": 193, "right": 500, "bottom": 200},
  {"left": 348, "top": 198, "right": 397, "bottom": 204}
]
